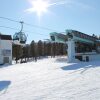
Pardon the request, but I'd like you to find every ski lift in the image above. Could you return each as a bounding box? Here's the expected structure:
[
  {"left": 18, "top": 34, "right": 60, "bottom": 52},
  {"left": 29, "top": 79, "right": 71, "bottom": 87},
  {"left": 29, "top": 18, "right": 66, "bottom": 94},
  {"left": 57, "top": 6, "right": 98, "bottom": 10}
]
[{"left": 13, "top": 21, "right": 27, "bottom": 45}]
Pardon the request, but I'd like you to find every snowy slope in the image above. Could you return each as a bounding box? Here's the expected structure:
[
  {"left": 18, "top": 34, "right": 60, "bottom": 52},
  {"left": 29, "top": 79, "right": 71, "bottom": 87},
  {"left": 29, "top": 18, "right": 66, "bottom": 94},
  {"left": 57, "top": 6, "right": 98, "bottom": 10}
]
[{"left": 0, "top": 56, "right": 100, "bottom": 100}]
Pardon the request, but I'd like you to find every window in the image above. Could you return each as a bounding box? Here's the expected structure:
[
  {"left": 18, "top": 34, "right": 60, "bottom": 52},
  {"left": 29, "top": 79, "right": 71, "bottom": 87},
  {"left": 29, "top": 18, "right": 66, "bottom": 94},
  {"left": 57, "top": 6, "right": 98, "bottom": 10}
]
[
  {"left": 2, "top": 50, "right": 11, "bottom": 56},
  {"left": 51, "top": 36, "right": 55, "bottom": 41}
]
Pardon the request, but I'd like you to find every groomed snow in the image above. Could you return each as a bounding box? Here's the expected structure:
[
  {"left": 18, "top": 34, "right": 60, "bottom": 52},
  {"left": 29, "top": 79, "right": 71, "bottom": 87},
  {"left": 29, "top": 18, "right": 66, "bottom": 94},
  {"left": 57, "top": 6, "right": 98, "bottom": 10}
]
[{"left": 0, "top": 56, "right": 100, "bottom": 100}]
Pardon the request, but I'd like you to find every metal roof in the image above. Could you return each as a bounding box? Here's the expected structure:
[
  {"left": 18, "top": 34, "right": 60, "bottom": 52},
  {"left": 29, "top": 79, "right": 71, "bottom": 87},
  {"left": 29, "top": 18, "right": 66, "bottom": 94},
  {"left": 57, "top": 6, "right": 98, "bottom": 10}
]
[
  {"left": 0, "top": 34, "right": 12, "bottom": 40},
  {"left": 50, "top": 30, "right": 99, "bottom": 44},
  {"left": 66, "top": 30, "right": 97, "bottom": 41},
  {"left": 50, "top": 32, "right": 68, "bottom": 42}
]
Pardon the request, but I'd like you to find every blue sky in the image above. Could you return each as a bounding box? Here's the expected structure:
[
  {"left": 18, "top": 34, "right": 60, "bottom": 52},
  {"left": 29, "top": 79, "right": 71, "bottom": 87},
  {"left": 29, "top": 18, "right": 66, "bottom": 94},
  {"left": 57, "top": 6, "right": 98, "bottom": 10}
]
[{"left": 0, "top": 0, "right": 100, "bottom": 43}]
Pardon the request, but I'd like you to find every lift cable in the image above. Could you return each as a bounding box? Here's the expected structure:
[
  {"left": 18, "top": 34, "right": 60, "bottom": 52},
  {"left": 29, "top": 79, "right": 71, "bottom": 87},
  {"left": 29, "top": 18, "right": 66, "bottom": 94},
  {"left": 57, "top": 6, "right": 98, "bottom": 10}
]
[
  {"left": 0, "top": 25, "right": 48, "bottom": 36},
  {"left": 0, "top": 16, "right": 57, "bottom": 32}
]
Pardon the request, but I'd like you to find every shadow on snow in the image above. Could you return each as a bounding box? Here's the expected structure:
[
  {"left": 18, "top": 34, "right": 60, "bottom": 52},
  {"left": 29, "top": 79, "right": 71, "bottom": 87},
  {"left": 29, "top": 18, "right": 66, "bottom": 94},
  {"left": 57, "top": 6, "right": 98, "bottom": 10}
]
[
  {"left": 61, "top": 61, "right": 100, "bottom": 74},
  {"left": 0, "top": 80, "right": 11, "bottom": 95},
  {"left": 0, "top": 64, "right": 14, "bottom": 69}
]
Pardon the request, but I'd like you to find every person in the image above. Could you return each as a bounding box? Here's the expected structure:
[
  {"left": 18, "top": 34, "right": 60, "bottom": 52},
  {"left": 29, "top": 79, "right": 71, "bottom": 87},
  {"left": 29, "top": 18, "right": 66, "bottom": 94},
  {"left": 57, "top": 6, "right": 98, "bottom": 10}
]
[{"left": 34, "top": 55, "right": 37, "bottom": 62}]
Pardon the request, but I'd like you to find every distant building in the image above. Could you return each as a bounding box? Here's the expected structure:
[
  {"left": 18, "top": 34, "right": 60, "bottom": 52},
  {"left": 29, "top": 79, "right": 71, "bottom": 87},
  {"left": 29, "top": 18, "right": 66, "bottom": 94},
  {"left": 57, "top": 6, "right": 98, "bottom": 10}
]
[{"left": 0, "top": 34, "right": 12, "bottom": 65}]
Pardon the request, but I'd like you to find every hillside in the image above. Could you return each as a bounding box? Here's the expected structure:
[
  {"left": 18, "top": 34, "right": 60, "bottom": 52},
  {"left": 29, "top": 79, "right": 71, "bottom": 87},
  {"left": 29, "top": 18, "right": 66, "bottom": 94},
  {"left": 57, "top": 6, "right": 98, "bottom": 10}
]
[{"left": 0, "top": 57, "right": 100, "bottom": 100}]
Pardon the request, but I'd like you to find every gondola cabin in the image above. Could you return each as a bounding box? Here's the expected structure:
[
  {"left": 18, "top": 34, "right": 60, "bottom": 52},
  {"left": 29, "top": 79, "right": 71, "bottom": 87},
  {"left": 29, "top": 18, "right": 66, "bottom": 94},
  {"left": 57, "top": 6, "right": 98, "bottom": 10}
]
[
  {"left": 13, "top": 32, "right": 27, "bottom": 45},
  {"left": 13, "top": 21, "right": 27, "bottom": 45}
]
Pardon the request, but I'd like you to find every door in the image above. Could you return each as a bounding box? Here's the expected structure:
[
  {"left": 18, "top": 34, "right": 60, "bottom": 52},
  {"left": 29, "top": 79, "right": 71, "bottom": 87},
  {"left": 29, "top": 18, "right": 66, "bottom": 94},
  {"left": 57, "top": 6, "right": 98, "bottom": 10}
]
[{"left": 3, "top": 57, "right": 9, "bottom": 63}]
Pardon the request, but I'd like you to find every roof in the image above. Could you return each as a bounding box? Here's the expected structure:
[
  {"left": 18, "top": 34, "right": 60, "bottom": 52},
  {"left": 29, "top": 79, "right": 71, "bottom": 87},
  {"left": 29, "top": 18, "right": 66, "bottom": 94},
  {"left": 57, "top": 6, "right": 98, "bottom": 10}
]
[
  {"left": 50, "top": 32, "right": 67, "bottom": 41},
  {"left": 0, "top": 34, "right": 12, "bottom": 40},
  {"left": 56, "top": 33, "right": 67, "bottom": 41},
  {"left": 50, "top": 30, "right": 99, "bottom": 44},
  {"left": 66, "top": 30, "right": 98, "bottom": 42}
]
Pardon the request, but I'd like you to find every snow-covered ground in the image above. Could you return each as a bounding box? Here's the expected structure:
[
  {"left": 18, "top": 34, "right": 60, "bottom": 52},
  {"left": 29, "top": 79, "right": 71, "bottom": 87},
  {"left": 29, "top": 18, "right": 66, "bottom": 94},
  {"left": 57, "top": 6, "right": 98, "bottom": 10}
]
[{"left": 0, "top": 56, "right": 100, "bottom": 100}]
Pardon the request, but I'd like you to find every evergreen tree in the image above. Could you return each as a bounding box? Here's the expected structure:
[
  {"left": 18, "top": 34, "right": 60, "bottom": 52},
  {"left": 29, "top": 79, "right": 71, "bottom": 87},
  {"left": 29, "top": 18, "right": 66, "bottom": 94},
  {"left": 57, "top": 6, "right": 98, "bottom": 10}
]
[{"left": 38, "top": 40, "right": 43, "bottom": 58}]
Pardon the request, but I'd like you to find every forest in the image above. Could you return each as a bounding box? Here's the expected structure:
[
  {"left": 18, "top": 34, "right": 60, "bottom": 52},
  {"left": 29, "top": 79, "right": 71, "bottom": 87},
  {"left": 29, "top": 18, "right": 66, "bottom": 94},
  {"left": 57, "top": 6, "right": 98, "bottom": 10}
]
[{"left": 12, "top": 40, "right": 67, "bottom": 63}]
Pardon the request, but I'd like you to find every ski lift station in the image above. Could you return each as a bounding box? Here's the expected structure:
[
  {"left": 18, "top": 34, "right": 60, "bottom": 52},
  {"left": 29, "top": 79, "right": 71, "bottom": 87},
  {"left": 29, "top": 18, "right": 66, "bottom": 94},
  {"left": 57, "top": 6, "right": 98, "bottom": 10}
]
[
  {"left": 0, "top": 34, "right": 12, "bottom": 65},
  {"left": 50, "top": 30, "right": 100, "bottom": 62}
]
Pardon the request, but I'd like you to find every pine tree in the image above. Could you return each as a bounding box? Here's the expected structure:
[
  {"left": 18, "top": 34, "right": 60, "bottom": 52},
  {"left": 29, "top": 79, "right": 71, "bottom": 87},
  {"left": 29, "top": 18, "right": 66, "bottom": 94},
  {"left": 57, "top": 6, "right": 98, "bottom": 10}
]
[{"left": 30, "top": 40, "right": 35, "bottom": 60}]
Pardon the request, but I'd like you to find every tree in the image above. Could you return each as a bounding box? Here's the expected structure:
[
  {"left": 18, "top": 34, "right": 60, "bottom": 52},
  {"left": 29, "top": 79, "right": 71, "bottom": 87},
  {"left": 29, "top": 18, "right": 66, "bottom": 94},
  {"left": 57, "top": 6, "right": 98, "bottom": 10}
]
[
  {"left": 37, "top": 40, "right": 43, "bottom": 58},
  {"left": 43, "top": 42, "right": 47, "bottom": 56},
  {"left": 47, "top": 42, "right": 52, "bottom": 56},
  {"left": 92, "top": 34, "right": 98, "bottom": 39},
  {"left": 30, "top": 40, "right": 36, "bottom": 59},
  {"left": 51, "top": 42, "right": 56, "bottom": 57},
  {"left": 12, "top": 44, "right": 23, "bottom": 63},
  {"left": 20, "top": 44, "right": 30, "bottom": 63}
]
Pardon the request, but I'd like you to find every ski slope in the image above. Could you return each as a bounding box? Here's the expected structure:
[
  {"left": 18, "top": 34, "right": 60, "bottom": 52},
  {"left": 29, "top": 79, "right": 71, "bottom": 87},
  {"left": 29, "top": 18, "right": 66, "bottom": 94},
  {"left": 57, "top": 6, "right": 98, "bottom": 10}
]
[{"left": 0, "top": 56, "right": 100, "bottom": 100}]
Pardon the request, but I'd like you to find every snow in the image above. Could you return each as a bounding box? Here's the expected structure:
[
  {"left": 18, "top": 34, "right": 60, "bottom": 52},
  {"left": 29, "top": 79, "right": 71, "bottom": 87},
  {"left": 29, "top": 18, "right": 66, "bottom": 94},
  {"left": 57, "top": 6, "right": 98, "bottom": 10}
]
[{"left": 0, "top": 56, "right": 100, "bottom": 100}]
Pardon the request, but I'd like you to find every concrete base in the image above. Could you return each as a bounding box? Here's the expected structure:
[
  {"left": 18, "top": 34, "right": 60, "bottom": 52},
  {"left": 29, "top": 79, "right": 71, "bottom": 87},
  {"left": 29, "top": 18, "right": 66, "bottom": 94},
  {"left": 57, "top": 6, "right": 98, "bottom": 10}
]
[{"left": 67, "top": 39, "right": 75, "bottom": 63}]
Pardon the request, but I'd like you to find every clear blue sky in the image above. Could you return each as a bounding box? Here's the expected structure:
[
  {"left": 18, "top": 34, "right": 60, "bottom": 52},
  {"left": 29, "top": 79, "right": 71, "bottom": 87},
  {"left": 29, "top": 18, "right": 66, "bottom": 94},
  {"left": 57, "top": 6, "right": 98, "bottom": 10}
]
[{"left": 0, "top": 0, "right": 100, "bottom": 43}]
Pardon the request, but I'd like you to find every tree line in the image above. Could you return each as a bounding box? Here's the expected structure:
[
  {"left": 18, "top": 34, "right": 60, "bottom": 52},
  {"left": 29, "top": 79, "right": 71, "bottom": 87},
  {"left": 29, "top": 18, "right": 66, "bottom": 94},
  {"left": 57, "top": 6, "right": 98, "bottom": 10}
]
[{"left": 12, "top": 40, "right": 67, "bottom": 63}]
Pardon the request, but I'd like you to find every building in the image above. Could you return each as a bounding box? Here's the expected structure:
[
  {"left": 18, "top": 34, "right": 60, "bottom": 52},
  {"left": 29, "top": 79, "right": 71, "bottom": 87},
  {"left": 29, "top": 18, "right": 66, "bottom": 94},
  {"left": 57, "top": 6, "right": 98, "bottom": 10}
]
[
  {"left": 0, "top": 34, "right": 12, "bottom": 65},
  {"left": 50, "top": 32, "right": 67, "bottom": 43},
  {"left": 50, "top": 30, "right": 100, "bottom": 62}
]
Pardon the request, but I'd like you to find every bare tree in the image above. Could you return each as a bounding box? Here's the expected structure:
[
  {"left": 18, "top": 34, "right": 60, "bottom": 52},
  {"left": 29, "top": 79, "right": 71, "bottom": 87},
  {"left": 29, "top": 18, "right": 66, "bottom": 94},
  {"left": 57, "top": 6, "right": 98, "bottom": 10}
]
[{"left": 12, "top": 44, "right": 23, "bottom": 63}]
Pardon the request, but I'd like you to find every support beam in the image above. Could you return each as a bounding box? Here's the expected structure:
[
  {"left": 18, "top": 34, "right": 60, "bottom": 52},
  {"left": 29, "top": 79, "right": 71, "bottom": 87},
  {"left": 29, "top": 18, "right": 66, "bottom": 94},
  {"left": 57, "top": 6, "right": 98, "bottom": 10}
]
[{"left": 67, "top": 38, "right": 75, "bottom": 62}]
